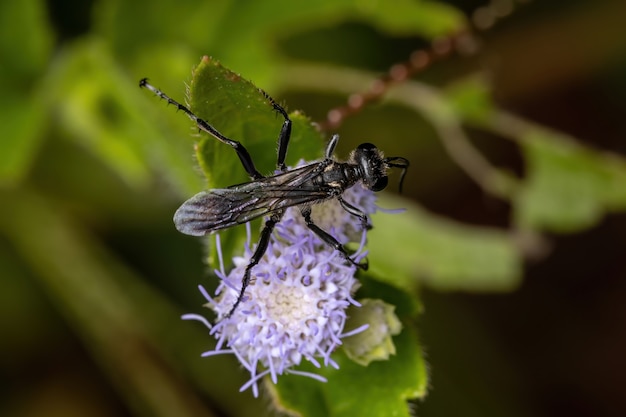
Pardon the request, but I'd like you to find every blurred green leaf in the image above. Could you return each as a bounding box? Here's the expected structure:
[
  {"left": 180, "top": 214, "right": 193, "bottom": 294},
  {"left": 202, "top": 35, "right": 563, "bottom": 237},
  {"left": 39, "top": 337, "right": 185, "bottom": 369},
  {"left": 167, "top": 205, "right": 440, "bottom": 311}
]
[
  {"left": 51, "top": 40, "right": 152, "bottom": 187},
  {"left": 48, "top": 39, "right": 204, "bottom": 194},
  {"left": 0, "top": 0, "right": 53, "bottom": 186},
  {"left": 269, "top": 325, "right": 427, "bottom": 417},
  {"left": 0, "top": 0, "right": 52, "bottom": 79},
  {"left": 515, "top": 132, "right": 626, "bottom": 232},
  {"left": 212, "top": 0, "right": 464, "bottom": 86},
  {"left": 0, "top": 92, "right": 48, "bottom": 187},
  {"left": 98, "top": 0, "right": 464, "bottom": 89},
  {"left": 0, "top": 187, "right": 264, "bottom": 417},
  {"left": 445, "top": 76, "right": 496, "bottom": 124},
  {"left": 368, "top": 194, "right": 522, "bottom": 292},
  {"left": 353, "top": 0, "right": 465, "bottom": 36},
  {"left": 95, "top": 0, "right": 232, "bottom": 62},
  {"left": 443, "top": 76, "right": 626, "bottom": 234}
]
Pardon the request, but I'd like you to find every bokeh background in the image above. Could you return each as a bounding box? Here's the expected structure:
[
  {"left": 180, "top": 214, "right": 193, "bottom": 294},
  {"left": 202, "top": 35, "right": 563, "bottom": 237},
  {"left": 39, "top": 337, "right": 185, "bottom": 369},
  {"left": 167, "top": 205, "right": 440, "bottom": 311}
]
[{"left": 2, "top": 0, "right": 626, "bottom": 416}]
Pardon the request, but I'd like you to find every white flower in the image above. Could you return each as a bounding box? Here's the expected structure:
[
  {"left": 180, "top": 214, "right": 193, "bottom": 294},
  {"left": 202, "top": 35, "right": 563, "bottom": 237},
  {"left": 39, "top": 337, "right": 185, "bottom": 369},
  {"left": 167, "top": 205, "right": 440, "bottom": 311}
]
[{"left": 183, "top": 164, "right": 376, "bottom": 397}]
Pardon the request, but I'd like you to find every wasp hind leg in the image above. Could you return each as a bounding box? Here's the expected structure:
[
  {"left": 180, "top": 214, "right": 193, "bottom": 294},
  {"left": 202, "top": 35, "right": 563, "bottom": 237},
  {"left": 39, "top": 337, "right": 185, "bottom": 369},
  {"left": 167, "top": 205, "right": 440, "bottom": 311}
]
[{"left": 225, "top": 211, "right": 284, "bottom": 318}]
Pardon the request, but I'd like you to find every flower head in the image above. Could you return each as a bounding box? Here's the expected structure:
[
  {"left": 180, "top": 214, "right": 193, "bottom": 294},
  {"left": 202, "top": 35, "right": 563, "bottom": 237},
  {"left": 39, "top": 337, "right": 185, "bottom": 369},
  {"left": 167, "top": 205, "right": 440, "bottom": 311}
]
[{"left": 183, "top": 162, "right": 377, "bottom": 397}]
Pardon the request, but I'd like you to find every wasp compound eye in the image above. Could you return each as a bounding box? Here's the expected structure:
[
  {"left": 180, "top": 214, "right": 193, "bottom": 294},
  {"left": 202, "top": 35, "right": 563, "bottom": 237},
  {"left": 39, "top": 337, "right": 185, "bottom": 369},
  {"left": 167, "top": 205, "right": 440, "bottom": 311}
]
[{"left": 371, "top": 175, "right": 388, "bottom": 192}]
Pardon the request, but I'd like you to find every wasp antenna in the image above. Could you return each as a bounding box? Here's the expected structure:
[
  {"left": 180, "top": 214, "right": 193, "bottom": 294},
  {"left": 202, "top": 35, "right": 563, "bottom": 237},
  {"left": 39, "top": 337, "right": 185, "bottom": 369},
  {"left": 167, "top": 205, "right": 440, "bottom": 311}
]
[{"left": 386, "top": 157, "right": 410, "bottom": 194}]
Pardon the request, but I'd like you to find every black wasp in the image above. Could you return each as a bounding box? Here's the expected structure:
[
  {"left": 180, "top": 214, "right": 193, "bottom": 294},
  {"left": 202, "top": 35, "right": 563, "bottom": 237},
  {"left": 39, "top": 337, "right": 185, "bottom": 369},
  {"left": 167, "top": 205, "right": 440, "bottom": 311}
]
[{"left": 139, "top": 78, "right": 409, "bottom": 317}]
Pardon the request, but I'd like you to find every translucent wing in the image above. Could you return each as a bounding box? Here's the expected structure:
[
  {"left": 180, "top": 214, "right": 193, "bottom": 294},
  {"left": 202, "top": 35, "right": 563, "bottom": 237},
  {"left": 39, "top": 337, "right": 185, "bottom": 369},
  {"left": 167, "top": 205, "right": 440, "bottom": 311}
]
[{"left": 174, "top": 163, "right": 331, "bottom": 236}]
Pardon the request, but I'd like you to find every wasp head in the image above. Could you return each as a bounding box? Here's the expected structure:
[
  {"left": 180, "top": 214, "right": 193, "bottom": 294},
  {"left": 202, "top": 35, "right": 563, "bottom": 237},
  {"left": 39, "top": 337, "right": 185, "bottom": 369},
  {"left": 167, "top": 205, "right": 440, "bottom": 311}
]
[{"left": 352, "top": 143, "right": 409, "bottom": 193}]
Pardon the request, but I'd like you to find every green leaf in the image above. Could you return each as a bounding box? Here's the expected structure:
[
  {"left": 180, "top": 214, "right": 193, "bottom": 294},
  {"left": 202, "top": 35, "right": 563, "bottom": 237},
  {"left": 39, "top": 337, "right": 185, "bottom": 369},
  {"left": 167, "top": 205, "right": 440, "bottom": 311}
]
[
  {"left": 190, "top": 56, "right": 323, "bottom": 187},
  {"left": 189, "top": 56, "right": 323, "bottom": 262},
  {"left": 357, "top": 274, "right": 423, "bottom": 318},
  {"left": 368, "top": 193, "right": 522, "bottom": 292},
  {"left": 515, "top": 132, "right": 626, "bottom": 232},
  {"left": 269, "top": 325, "right": 427, "bottom": 417},
  {"left": 0, "top": 0, "right": 53, "bottom": 186}
]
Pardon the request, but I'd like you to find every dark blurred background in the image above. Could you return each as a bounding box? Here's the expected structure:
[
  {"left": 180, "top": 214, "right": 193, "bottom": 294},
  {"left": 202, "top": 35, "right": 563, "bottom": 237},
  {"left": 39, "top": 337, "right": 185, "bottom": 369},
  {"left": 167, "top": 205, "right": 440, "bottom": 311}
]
[{"left": 2, "top": 0, "right": 626, "bottom": 416}]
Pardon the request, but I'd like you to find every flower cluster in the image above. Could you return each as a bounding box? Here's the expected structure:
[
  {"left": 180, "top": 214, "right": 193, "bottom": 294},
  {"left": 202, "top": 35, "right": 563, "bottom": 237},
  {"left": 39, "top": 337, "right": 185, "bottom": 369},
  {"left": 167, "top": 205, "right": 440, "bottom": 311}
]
[{"left": 183, "top": 164, "right": 377, "bottom": 397}]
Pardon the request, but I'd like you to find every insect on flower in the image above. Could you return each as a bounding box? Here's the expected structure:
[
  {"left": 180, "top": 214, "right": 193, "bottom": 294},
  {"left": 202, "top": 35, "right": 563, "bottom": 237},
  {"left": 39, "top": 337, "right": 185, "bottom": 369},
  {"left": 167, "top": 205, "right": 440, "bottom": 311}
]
[{"left": 139, "top": 77, "right": 409, "bottom": 318}]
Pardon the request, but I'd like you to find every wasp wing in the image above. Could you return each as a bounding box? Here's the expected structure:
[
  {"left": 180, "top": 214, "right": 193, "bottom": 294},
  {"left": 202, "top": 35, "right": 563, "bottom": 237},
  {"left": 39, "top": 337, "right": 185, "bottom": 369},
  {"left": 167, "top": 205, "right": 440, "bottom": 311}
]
[{"left": 174, "top": 163, "right": 331, "bottom": 236}]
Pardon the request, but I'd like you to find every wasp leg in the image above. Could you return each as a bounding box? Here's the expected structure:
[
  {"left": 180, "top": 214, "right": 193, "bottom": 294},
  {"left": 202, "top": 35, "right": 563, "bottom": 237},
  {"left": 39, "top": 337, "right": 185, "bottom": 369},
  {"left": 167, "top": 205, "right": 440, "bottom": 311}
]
[
  {"left": 226, "top": 211, "right": 284, "bottom": 318},
  {"left": 258, "top": 88, "right": 292, "bottom": 172},
  {"left": 324, "top": 134, "right": 340, "bottom": 159},
  {"left": 300, "top": 207, "right": 368, "bottom": 270},
  {"left": 139, "top": 78, "right": 263, "bottom": 180},
  {"left": 337, "top": 196, "right": 371, "bottom": 230}
]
